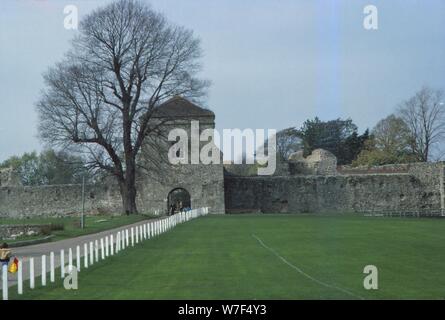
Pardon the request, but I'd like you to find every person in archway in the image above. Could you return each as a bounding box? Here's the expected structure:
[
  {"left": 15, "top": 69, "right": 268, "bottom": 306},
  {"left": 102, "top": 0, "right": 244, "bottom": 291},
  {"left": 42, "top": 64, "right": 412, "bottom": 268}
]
[{"left": 169, "top": 203, "right": 175, "bottom": 216}]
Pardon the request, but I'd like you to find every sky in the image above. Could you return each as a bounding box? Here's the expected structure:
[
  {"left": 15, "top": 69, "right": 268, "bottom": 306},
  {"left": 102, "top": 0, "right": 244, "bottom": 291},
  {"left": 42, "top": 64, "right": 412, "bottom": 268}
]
[{"left": 0, "top": 0, "right": 445, "bottom": 162}]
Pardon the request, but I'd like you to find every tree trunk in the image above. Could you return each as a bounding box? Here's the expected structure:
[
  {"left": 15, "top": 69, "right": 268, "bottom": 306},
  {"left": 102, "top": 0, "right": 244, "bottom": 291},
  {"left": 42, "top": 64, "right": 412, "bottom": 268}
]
[
  {"left": 119, "top": 157, "right": 138, "bottom": 215},
  {"left": 119, "top": 180, "right": 138, "bottom": 215}
]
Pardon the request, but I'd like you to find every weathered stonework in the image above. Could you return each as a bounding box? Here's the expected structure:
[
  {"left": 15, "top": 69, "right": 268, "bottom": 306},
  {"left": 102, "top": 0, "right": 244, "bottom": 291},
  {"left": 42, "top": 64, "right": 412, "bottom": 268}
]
[
  {"left": 137, "top": 96, "right": 226, "bottom": 214},
  {"left": 0, "top": 184, "right": 122, "bottom": 218},
  {"left": 224, "top": 162, "right": 445, "bottom": 214},
  {"left": 0, "top": 224, "right": 49, "bottom": 240},
  {"left": 0, "top": 97, "right": 444, "bottom": 217},
  {"left": 0, "top": 167, "right": 22, "bottom": 187},
  {"left": 288, "top": 149, "right": 337, "bottom": 175}
]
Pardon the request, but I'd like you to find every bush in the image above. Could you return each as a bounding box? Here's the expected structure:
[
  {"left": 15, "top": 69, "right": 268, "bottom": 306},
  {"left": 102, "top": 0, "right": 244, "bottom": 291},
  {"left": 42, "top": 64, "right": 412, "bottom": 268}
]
[
  {"left": 50, "top": 223, "right": 65, "bottom": 231},
  {"left": 41, "top": 223, "right": 64, "bottom": 235},
  {"left": 40, "top": 225, "right": 52, "bottom": 235}
]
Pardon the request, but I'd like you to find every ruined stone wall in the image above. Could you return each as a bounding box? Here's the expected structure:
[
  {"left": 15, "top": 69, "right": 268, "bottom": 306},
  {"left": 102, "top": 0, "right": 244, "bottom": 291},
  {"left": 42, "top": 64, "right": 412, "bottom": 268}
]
[
  {"left": 1, "top": 224, "right": 50, "bottom": 240},
  {"left": 0, "top": 168, "right": 22, "bottom": 187},
  {"left": 223, "top": 161, "right": 290, "bottom": 177},
  {"left": 0, "top": 184, "right": 122, "bottom": 218},
  {"left": 338, "top": 163, "right": 410, "bottom": 174},
  {"left": 224, "top": 173, "right": 441, "bottom": 214},
  {"left": 288, "top": 149, "right": 337, "bottom": 175},
  {"left": 0, "top": 173, "right": 226, "bottom": 218}
]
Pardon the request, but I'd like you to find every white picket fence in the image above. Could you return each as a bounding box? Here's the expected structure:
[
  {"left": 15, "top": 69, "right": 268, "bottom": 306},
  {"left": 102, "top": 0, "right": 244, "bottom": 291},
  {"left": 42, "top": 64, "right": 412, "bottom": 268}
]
[{"left": 1, "top": 207, "right": 210, "bottom": 300}]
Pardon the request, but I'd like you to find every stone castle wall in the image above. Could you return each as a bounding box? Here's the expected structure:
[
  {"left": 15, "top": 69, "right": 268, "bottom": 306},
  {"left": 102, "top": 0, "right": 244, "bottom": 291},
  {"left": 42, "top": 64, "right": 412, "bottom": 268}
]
[
  {"left": 0, "top": 167, "right": 22, "bottom": 187},
  {"left": 288, "top": 149, "right": 337, "bottom": 175},
  {"left": 0, "top": 163, "right": 226, "bottom": 218},
  {"left": 0, "top": 184, "right": 122, "bottom": 218},
  {"left": 1, "top": 161, "right": 443, "bottom": 217},
  {"left": 225, "top": 162, "right": 445, "bottom": 214},
  {"left": 0, "top": 97, "right": 226, "bottom": 218}
]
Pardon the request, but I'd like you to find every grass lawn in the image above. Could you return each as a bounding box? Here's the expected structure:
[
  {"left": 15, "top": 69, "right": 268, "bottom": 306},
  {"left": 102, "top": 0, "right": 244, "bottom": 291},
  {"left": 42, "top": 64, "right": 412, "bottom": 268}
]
[
  {"left": 8, "top": 214, "right": 445, "bottom": 300},
  {"left": 1, "top": 214, "right": 155, "bottom": 244}
]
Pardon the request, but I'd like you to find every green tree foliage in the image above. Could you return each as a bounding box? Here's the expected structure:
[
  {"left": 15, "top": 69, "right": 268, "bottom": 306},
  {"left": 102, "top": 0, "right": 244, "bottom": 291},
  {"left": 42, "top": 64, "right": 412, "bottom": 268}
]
[
  {"left": 297, "top": 117, "right": 369, "bottom": 165},
  {"left": 0, "top": 150, "right": 91, "bottom": 186},
  {"left": 271, "top": 127, "right": 302, "bottom": 161},
  {"left": 353, "top": 114, "right": 417, "bottom": 166}
]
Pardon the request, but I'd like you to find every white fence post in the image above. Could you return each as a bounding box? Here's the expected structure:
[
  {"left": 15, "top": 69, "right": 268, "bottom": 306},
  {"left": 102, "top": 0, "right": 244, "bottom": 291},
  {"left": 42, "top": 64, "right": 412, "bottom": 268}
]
[
  {"left": 131, "top": 228, "right": 135, "bottom": 246},
  {"left": 18, "top": 258, "right": 23, "bottom": 294},
  {"left": 110, "top": 234, "right": 114, "bottom": 255},
  {"left": 60, "top": 249, "right": 65, "bottom": 278},
  {"left": 135, "top": 226, "right": 139, "bottom": 244},
  {"left": 105, "top": 236, "right": 109, "bottom": 257},
  {"left": 68, "top": 248, "right": 73, "bottom": 272},
  {"left": 125, "top": 229, "right": 129, "bottom": 246},
  {"left": 84, "top": 243, "right": 88, "bottom": 269},
  {"left": 100, "top": 238, "right": 105, "bottom": 260},
  {"left": 41, "top": 255, "right": 46, "bottom": 286},
  {"left": 30, "top": 258, "right": 35, "bottom": 289},
  {"left": 2, "top": 264, "right": 8, "bottom": 300},
  {"left": 95, "top": 240, "right": 99, "bottom": 262},
  {"left": 89, "top": 241, "right": 94, "bottom": 265},
  {"left": 50, "top": 252, "right": 55, "bottom": 283},
  {"left": 143, "top": 224, "right": 147, "bottom": 239},
  {"left": 76, "top": 245, "right": 81, "bottom": 272}
]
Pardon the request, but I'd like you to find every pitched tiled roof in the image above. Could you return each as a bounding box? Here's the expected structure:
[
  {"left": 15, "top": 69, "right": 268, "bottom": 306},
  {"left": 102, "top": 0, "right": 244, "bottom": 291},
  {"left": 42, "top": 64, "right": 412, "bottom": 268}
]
[{"left": 152, "top": 96, "right": 214, "bottom": 118}]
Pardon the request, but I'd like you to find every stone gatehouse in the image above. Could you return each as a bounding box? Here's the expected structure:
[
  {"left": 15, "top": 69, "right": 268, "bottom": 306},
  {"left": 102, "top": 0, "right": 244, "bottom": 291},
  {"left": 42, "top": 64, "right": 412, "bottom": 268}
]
[{"left": 1, "top": 97, "right": 444, "bottom": 217}]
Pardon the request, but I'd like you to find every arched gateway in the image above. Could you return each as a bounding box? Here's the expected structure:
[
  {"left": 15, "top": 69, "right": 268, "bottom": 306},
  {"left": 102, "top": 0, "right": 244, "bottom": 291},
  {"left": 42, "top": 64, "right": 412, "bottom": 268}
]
[{"left": 167, "top": 188, "right": 191, "bottom": 214}]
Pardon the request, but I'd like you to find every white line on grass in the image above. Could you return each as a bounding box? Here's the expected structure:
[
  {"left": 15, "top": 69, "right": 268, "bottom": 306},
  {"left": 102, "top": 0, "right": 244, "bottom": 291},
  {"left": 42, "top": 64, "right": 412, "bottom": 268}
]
[{"left": 252, "top": 234, "right": 364, "bottom": 300}]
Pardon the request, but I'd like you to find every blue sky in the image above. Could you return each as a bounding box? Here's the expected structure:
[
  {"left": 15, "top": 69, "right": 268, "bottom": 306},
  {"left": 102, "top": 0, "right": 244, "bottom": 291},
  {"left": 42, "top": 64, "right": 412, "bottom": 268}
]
[{"left": 0, "top": 0, "right": 444, "bottom": 161}]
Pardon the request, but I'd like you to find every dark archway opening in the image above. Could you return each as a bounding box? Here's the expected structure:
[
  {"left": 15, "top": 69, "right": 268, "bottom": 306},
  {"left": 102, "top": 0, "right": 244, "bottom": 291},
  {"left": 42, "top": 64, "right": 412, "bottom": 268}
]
[{"left": 167, "top": 188, "right": 191, "bottom": 215}]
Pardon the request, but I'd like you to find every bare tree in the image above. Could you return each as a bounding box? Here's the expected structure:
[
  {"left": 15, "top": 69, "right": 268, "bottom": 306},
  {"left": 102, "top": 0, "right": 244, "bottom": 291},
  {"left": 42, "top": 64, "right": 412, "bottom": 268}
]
[
  {"left": 372, "top": 114, "right": 411, "bottom": 155},
  {"left": 37, "top": 0, "right": 209, "bottom": 214},
  {"left": 398, "top": 86, "right": 445, "bottom": 162}
]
